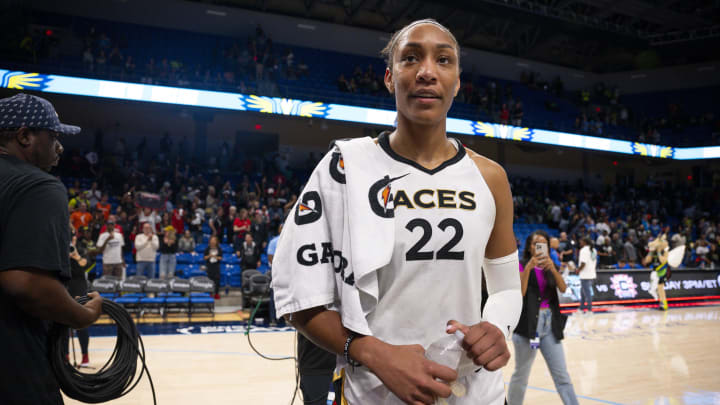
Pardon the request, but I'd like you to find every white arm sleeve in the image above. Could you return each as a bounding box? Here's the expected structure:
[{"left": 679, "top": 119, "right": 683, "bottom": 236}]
[{"left": 482, "top": 251, "right": 523, "bottom": 340}]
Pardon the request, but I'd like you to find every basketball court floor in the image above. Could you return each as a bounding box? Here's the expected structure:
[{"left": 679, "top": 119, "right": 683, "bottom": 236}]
[{"left": 63, "top": 305, "right": 720, "bottom": 405}]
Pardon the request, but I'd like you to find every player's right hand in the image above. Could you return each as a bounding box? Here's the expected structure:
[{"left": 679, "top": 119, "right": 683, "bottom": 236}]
[
  {"left": 83, "top": 291, "right": 103, "bottom": 324},
  {"left": 370, "top": 342, "right": 457, "bottom": 405}
]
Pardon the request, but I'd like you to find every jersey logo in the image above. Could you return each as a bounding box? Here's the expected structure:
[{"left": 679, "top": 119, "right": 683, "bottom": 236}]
[
  {"left": 368, "top": 174, "right": 409, "bottom": 218},
  {"left": 329, "top": 151, "right": 346, "bottom": 184},
  {"left": 294, "top": 191, "right": 322, "bottom": 225}
]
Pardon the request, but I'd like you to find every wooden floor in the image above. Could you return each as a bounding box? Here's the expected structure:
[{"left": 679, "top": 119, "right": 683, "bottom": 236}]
[{"left": 63, "top": 306, "right": 720, "bottom": 405}]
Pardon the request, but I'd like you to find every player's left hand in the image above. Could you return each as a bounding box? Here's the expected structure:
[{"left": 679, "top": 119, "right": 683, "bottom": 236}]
[{"left": 446, "top": 320, "right": 510, "bottom": 371}]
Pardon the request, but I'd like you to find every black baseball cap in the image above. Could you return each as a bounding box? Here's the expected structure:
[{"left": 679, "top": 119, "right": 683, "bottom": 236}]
[{"left": 0, "top": 93, "right": 80, "bottom": 134}]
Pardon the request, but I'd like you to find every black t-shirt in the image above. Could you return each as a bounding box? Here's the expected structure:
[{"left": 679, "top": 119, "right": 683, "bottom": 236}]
[
  {"left": 0, "top": 154, "right": 71, "bottom": 404},
  {"left": 250, "top": 222, "right": 268, "bottom": 246},
  {"left": 204, "top": 246, "right": 222, "bottom": 268},
  {"left": 224, "top": 215, "right": 236, "bottom": 242},
  {"left": 297, "top": 333, "right": 336, "bottom": 375},
  {"left": 558, "top": 240, "right": 572, "bottom": 263},
  {"left": 237, "top": 240, "right": 259, "bottom": 269},
  {"left": 159, "top": 237, "right": 179, "bottom": 254}
]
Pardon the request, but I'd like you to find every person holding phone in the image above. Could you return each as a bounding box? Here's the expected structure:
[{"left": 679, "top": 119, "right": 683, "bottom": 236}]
[
  {"left": 508, "top": 230, "right": 579, "bottom": 405},
  {"left": 65, "top": 227, "right": 92, "bottom": 367},
  {"left": 96, "top": 216, "right": 125, "bottom": 278},
  {"left": 576, "top": 237, "right": 597, "bottom": 314}
]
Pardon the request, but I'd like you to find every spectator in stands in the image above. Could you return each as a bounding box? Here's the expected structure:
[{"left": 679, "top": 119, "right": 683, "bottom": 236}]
[
  {"left": 178, "top": 230, "right": 196, "bottom": 253},
  {"left": 209, "top": 206, "right": 224, "bottom": 240},
  {"left": 511, "top": 102, "right": 524, "bottom": 126},
  {"left": 558, "top": 232, "right": 574, "bottom": 271},
  {"left": 223, "top": 204, "right": 237, "bottom": 243},
  {"left": 337, "top": 74, "right": 350, "bottom": 92},
  {"left": 549, "top": 202, "right": 562, "bottom": 229},
  {"left": 709, "top": 243, "right": 720, "bottom": 269},
  {"left": 64, "top": 227, "right": 93, "bottom": 367},
  {"left": 695, "top": 239, "right": 710, "bottom": 268},
  {"left": 89, "top": 210, "right": 105, "bottom": 242},
  {"left": 134, "top": 223, "right": 159, "bottom": 278},
  {"left": 611, "top": 233, "right": 624, "bottom": 263},
  {"left": 158, "top": 228, "right": 178, "bottom": 279},
  {"left": 203, "top": 236, "right": 222, "bottom": 299},
  {"left": 624, "top": 237, "right": 638, "bottom": 264},
  {"left": 348, "top": 78, "right": 358, "bottom": 93},
  {"left": 509, "top": 231, "right": 578, "bottom": 405},
  {"left": 615, "top": 259, "right": 630, "bottom": 269},
  {"left": 671, "top": 226, "right": 687, "bottom": 249},
  {"left": 124, "top": 55, "right": 136, "bottom": 78},
  {"left": 96, "top": 193, "right": 111, "bottom": 220},
  {"left": 188, "top": 201, "right": 205, "bottom": 244},
  {"left": 158, "top": 212, "right": 173, "bottom": 235},
  {"left": 598, "top": 238, "right": 614, "bottom": 268},
  {"left": 250, "top": 211, "right": 269, "bottom": 249},
  {"left": 297, "top": 60, "right": 309, "bottom": 78},
  {"left": 236, "top": 233, "right": 260, "bottom": 271},
  {"left": 233, "top": 207, "right": 251, "bottom": 242},
  {"left": 70, "top": 202, "right": 93, "bottom": 231},
  {"left": 171, "top": 206, "right": 185, "bottom": 235},
  {"left": 138, "top": 207, "right": 160, "bottom": 231},
  {"left": 549, "top": 237, "right": 562, "bottom": 269},
  {"left": 576, "top": 237, "right": 597, "bottom": 314},
  {"left": 500, "top": 104, "right": 510, "bottom": 125},
  {"left": 206, "top": 185, "right": 218, "bottom": 211},
  {"left": 96, "top": 217, "right": 124, "bottom": 278},
  {"left": 100, "top": 214, "right": 124, "bottom": 235}
]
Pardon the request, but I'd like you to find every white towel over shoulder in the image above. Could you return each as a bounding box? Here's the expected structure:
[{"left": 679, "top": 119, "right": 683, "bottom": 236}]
[{"left": 272, "top": 137, "right": 393, "bottom": 335}]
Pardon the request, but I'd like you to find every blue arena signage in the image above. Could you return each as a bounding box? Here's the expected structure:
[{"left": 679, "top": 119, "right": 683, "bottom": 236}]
[{"left": 1, "top": 69, "right": 718, "bottom": 160}]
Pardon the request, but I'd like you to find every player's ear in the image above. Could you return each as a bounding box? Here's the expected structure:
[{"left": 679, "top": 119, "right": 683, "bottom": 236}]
[{"left": 384, "top": 67, "right": 394, "bottom": 95}]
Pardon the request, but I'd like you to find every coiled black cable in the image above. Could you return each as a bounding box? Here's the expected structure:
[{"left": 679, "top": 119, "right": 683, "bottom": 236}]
[{"left": 48, "top": 296, "right": 157, "bottom": 404}]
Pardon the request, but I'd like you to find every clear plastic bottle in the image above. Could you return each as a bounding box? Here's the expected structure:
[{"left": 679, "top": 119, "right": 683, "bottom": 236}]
[{"left": 425, "top": 330, "right": 477, "bottom": 404}]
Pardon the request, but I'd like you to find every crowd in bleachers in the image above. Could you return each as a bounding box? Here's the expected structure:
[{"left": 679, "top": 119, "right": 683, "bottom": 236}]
[
  {"left": 511, "top": 177, "right": 720, "bottom": 269},
  {"left": 566, "top": 80, "right": 720, "bottom": 146},
  {"left": 61, "top": 133, "right": 311, "bottom": 312},
  {"left": 4, "top": 10, "right": 718, "bottom": 147}
]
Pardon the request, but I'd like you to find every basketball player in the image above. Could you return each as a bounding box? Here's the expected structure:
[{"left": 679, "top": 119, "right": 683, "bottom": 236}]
[
  {"left": 0, "top": 93, "right": 103, "bottom": 404},
  {"left": 273, "top": 20, "right": 521, "bottom": 404},
  {"left": 643, "top": 234, "right": 670, "bottom": 310}
]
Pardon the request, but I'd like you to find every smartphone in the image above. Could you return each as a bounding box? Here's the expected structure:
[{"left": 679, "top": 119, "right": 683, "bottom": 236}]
[{"left": 535, "top": 242, "right": 548, "bottom": 257}]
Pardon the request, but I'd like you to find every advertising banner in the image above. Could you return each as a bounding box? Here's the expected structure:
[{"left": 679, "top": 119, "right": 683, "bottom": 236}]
[{"left": 559, "top": 270, "right": 720, "bottom": 304}]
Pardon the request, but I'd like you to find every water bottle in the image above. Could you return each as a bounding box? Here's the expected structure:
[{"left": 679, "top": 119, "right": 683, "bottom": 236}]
[{"left": 425, "top": 330, "right": 477, "bottom": 404}]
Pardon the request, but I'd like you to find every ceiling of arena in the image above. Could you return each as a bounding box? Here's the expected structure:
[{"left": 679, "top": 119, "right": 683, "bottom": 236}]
[{"left": 192, "top": 0, "right": 720, "bottom": 72}]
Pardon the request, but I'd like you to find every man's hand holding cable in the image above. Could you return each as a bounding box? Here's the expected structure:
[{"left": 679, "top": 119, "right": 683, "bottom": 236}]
[{"left": 81, "top": 291, "right": 104, "bottom": 327}]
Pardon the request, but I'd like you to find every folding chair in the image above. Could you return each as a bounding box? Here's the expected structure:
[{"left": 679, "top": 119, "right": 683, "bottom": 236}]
[
  {"left": 91, "top": 276, "right": 120, "bottom": 301},
  {"left": 189, "top": 276, "right": 215, "bottom": 315},
  {"left": 115, "top": 277, "right": 147, "bottom": 315},
  {"left": 247, "top": 273, "right": 272, "bottom": 317},
  {"left": 241, "top": 269, "right": 262, "bottom": 309},
  {"left": 165, "top": 277, "right": 191, "bottom": 316},
  {"left": 139, "top": 279, "right": 169, "bottom": 317}
]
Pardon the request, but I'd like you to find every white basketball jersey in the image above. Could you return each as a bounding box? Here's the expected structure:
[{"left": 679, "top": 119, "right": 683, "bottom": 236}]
[{"left": 342, "top": 132, "right": 504, "bottom": 405}]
